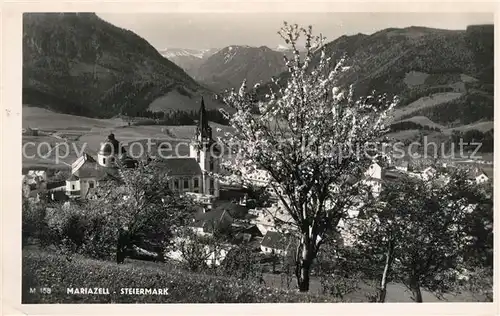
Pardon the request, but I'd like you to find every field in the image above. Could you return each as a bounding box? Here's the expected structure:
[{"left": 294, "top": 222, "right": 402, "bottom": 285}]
[
  {"left": 444, "top": 121, "right": 494, "bottom": 134},
  {"left": 403, "top": 71, "right": 430, "bottom": 88},
  {"left": 23, "top": 106, "right": 127, "bottom": 130},
  {"left": 394, "top": 116, "right": 446, "bottom": 131},
  {"left": 391, "top": 92, "right": 463, "bottom": 121}
]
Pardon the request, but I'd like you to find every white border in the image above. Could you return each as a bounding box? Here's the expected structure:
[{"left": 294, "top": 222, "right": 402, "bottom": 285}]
[{"left": 1, "top": 1, "right": 499, "bottom": 315}]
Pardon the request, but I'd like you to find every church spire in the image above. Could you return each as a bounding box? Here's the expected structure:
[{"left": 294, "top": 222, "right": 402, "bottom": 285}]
[{"left": 197, "top": 97, "right": 212, "bottom": 141}]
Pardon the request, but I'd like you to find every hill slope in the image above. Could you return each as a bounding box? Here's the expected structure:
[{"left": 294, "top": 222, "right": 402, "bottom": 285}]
[
  {"left": 23, "top": 13, "right": 223, "bottom": 118},
  {"left": 257, "top": 25, "right": 494, "bottom": 128}
]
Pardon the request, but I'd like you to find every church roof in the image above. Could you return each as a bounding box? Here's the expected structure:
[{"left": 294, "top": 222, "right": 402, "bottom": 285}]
[
  {"left": 156, "top": 158, "right": 202, "bottom": 176},
  {"left": 98, "top": 134, "right": 125, "bottom": 156},
  {"left": 197, "top": 97, "right": 212, "bottom": 140}
]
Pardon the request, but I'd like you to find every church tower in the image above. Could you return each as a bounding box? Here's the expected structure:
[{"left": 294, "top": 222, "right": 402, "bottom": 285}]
[
  {"left": 189, "top": 97, "right": 220, "bottom": 197},
  {"left": 98, "top": 133, "right": 123, "bottom": 168}
]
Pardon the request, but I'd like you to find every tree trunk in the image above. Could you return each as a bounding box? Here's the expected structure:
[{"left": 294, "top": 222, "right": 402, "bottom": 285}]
[
  {"left": 409, "top": 277, "right": 423, "bottom": 302},
  {"left": 378, "top": 240, "right": 395, "bottom": 302},
  {"left": 295, "top": 242, "right": 313, "bottom": 292},
  {"left": 116, "top": 228, "right": 129, "bottom": 264}
]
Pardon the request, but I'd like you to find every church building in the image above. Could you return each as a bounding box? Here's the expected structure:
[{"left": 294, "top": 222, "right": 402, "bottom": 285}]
[
  {"left": 65, "top": 98, "right": 221, "bottom": 199},
  {"left": 187, "top": 97, "right": 221, "bottom": 197}
]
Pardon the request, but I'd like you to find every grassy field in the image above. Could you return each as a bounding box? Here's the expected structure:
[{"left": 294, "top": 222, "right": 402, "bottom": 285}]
[
  {"left": 444, "top": 121, "right": 494, "bottom": 134},
  {"left": 22, "top": 248, "right": 485, "bottom": 303},
  {"left": 403, "top": 71, "right": 430, "bottom": 88},
  {"left": 395, "top": 116, "right": 446, "bottom": 131},
  {"left": 22, "top": 248, "right": 335, "bottom": 303},
  {"left": 392, "top": 92, "right": 463, "bottom": 121},
  {"left": 23, "top": 106, "right": 127, "bottom": 130}
]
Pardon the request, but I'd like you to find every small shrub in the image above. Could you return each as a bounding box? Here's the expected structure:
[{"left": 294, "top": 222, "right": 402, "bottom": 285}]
[
  {"left": 22, "top": 198, "right": 52, "bottom": 248},
  {"left": 45, "top": 204, "right": 117, "bottom": 260}
]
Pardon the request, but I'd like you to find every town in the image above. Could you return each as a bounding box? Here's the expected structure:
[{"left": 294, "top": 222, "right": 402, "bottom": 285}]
[{"left": 22, "top": 98, "right": 493, "bottom": 266}]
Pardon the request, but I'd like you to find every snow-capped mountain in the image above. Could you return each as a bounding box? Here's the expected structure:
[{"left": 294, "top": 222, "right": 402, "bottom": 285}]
[
  {"left": 274, "top": 44, "right": 291, "bottom": 52},
  {"left": 196, "top": 45, "right": 287, "bottom": 92},
  {"left": 159, "top": 48, "right": 219, "bottom": 60},
  {"left": 159, "top": 48, "right": 220, "bottom": 77}
]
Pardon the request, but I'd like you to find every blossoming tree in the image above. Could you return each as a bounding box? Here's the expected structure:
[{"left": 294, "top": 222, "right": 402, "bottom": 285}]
[
  {"left": 353, "top": 167, "right": 492, "bottom": 302},
  {"left": 220, "top": 22, "right": 397, "bottom": 291}
]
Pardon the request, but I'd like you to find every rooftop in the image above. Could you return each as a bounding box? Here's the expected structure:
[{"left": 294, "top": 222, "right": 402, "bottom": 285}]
[
  {"left": 260, "top": 231, "right": 292, "bottom": 251},
  {"left": 191, "top": 208, "right": 233, "bottom": 230},
  {"left": 156, "top": 158, "right": 202, "bottom": 176}
]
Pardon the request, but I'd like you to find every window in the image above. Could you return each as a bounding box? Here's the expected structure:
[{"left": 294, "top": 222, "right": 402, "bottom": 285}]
[
  {"left": 194, "top": 178, "right": 199, "bottom": 188},
  {"left": 72, "top": 184, "right": 75, "bottom": 190},
  {"left": 184, "top": 178, "right": 189, "bottom": 189},
  {"left": 174, "top": 179, "right": 179, "bottom": 189},
  {"left": 110, "top": 157, "right": 115, "bottom": 162},
  {"left": 89, "top": 181, "right": 94, "bottom": 189},
  {"left": 102, "top": 158, "right": 106, "bottom": 164}
]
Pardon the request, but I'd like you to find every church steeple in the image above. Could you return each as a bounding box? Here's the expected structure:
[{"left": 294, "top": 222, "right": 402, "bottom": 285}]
[{"left": 196, "top": 97, "right": 212, "bottom": 141}]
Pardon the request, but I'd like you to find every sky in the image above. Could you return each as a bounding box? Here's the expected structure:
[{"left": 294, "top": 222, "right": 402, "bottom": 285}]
[{"left": 97, "top": 12, "right": 494, "bottom": 50}]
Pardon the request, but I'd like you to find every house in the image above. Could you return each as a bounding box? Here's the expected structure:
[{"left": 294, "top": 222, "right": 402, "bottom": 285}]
[
  {"left": 23, "top": 126, "right": 39, "bottom": 136},
  {"left": 231, "top": 222, "right": 263, "bottom": 242},
  {"left": 468, "top": 168, "right": 492, "bottom": 184},
  {"left": 28, "top": 190, "right": 41, "bottom": 203},
  {"left": 212, "top": 200, "right": 249, "bottom": 219},
  {"left": 166, "top": 237, "right": 233, "bottom": 267},
  {"left": 49, "top": 190, "right": 69, "bottom": 203},
  {"left": 362, "top": 162, "right": 383, "bottom": 197},
  {"left": 190, "top": 208, "right": 234, "bottom": 236},
  {"left": 260, "top": 231, "right": 293, "bottom": 256},
  {"left": 184, "top": 192, "right": 216, "bottom": 210},
  {"left": 250, "top": 202, "right": 295, "bottom": 236},
  {"left": 421, "top": 166, "right": 437, "bottom": 180},
  {"left": 47, "top": 181, "right": 66, "bottom": 192}
]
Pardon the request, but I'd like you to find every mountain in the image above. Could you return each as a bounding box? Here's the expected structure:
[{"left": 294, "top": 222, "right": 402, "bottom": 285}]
[
  {"left": 195, "top": 45, "right": 288, "bottom": 92},
  {"left": 258, "top": 25, "right": 494, "bottom": 128},
  {"left": 23, "top": 13, "right": 224, "bottom": 118},
  {"left": 158, "top": 48, "right": 219, "bottom": 77},
  {"left": 274, "top": 44, "right": 291, "bottom": 52}
]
